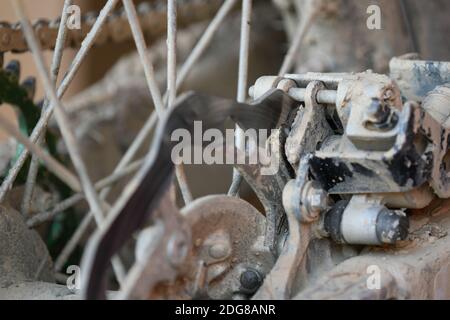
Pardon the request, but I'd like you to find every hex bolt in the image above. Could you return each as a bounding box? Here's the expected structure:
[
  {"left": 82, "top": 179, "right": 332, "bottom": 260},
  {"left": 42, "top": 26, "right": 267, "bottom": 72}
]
[
  {"left": 240, "top": 269, "right": 262, "bottom": 293},
  {"left": 302, "top": 181, "right": 330, "bottom": 222},
  {"left": 308, "top": 186, "right": 329, "bottom": 214},
  {"left": 363, "top": 98, "right": 399, "bottom": 131},
  {"left": 365, "top": 98, "right": 388, "bottom": 124},
  {"left": 283, "top": 179, "right": 330, "bottom": 223}
]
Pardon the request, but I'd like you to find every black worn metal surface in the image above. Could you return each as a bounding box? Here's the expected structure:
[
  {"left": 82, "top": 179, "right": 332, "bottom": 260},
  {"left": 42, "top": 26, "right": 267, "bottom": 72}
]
[
  {"left": 81, "top": 89, "right": 297, "bottom": 299},
  {"left": 310, "top": 104, "right": 433, "bottom": 194}
]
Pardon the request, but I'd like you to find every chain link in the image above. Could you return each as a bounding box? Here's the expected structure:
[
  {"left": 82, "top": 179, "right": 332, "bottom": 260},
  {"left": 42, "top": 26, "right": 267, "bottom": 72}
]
[{"left": 0, "top": 0, "right": 224, "bottom": 53}]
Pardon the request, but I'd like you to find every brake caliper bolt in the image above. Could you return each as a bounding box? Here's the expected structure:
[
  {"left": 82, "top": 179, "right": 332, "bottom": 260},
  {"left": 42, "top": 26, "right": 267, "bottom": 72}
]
[
  {"left": 365, "top": 98, "right": 388, "bottom": 124},
  {"left": 309, "top": 187, "right": 329, "bottom": 213},
  {"left": 302, "top": 181, "right": 330, "bottom": 222}
]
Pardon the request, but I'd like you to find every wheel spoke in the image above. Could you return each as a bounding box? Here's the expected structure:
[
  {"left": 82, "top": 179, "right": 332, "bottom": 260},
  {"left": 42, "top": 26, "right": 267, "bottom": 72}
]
[
  {"left": 109, "top": 0, "right": 237, "bottom": 195},
  {"left": 107, "top": 0, "right": 240, "bottom": 209},
  {"left": 0, "top": 0, "right": 120, "bottom": 202},
  {"left": 2, "top": 0, "right": 257, "bottom": 294},
  {"left": 27, "top": 159, "right": 144, "bottom": 228},
  {"left": 167, "top": 0, "right": 193, "bottom": 204},
  {"left": 175, "top": 0, "right": 237, "bottom": 94},
  {"left": 21, "top": 0, "right": 73, "bottom": 218},
  {"left": 278, "top": 3, "right": 318, "bottom": 76},
  {"left": 122, "top": 0, "right": 164, "bottom": 115},
  {"left": 12, "top": 0, "right": 104, "bottom": 223},
  {"left": 167, "top": 0, "right": 177, "bottom": 109},
  {"left": 11, "top": 0, "right": 126, "bottom": 285},
  {"left": 0, "top": 113, "right": 80, "bottom": 192},
  {"left": 53, "top": 108, "right": 159, "bottom": 274},
  {"left": 54, "top": 212, "right": 92, "bottom": 272},
  {"left": 228, "top": 0, "right": 253, "bottom": 196}
]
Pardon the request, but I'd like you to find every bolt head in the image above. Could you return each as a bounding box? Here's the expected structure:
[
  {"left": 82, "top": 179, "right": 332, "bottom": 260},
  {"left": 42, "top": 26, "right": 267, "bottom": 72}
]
[
  {"left": 365, "top": 99, "right": 385, "bottom": 122},
  {"left": 299, "top": 181, "right": 330, "bottom": 222},
  {"left": 240, "top": 269, "right": 262, "bottom": 293},
  {"left": 309, "top": 187, "right": 329, "bottom": 214}
]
